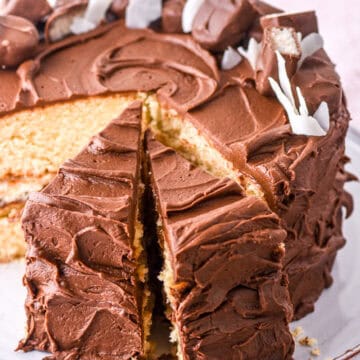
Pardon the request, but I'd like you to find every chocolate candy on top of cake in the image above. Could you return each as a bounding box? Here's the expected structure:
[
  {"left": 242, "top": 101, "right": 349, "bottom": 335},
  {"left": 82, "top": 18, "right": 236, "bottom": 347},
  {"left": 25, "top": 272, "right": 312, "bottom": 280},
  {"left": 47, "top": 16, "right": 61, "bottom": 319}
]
[
  {"left": 0, "top": 15, "right": 39, "bottom": 67},
  {"left": 0, "top": 0, "right": 52, "bottom": 24},
  {"left": 192, "top": 0, "right": 257, "bottom": 51}
]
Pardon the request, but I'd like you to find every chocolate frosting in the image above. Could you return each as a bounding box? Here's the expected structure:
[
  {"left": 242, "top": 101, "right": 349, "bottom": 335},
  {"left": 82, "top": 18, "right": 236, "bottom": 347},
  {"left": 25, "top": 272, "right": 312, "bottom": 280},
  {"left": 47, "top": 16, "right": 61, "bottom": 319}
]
[
  {"left": 0, "top": 0, "right": 351, "bottom": 357},
  {"left": 147, "top": 135, "right": 294, "bottom": 360},
  {"left": 192, "top": 0, "right": 257, "bottom": 51},
  {"left": 0, "top": 15, "right": 39, "bottom": 68},
  {"left": 18, "top": 102, "right": 145, "bottom": 359},
  {"left": 0, "top": 0, "right": 51, "bottom": 24}
]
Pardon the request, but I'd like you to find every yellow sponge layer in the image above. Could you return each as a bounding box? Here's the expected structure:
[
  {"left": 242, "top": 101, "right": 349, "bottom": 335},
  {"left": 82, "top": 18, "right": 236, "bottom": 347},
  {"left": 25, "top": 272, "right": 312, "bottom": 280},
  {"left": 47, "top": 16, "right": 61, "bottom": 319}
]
[{"left": 0, "top": 94, "right": 138, "bottom": 178}]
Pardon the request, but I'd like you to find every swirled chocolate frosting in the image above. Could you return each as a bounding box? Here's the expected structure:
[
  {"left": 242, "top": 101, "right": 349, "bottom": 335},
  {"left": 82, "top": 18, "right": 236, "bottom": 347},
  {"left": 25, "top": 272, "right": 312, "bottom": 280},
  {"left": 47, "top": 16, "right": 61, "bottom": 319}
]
[{"left": 18, "top": 102, "right": 145, "bottom": 359}]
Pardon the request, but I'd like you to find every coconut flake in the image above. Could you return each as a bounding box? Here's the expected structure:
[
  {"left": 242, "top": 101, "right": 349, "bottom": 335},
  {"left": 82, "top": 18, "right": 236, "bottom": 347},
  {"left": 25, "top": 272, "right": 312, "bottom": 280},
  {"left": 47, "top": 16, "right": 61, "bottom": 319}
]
[
  {"left": 83, "top": 0, "right": 112, "bottom": 24},
  {"left": 238, "top": 38, "right": 262, "bottom": 70},
  {"left": 276, "top": 51, "right": 295, "bottom": 107},
  {"left": 70, "top": 0, "right": 112, "bottom": 35},
  {"left": 313, "top": 101, "right": 330, "bottom": 132},
  {"left": 221, "top": 47, "right": 242, "bottom": 70},
  {"left": 298, "top": 32, "right": 324, "bottom": 68},
  {"left": 47, "top": 0, "right": 58, "bottom": 8},
  {"left": 70, "top": 17, "right": 95, "bottom": 34},
  {"left": 182, "top": 0, "right": 205, "bottom": 33},
  {"left": 125, "top": 0, "right": 162, "bottom": 29},
  {"left": 269, "top": 52, "right": 329, "bottom": 137}
]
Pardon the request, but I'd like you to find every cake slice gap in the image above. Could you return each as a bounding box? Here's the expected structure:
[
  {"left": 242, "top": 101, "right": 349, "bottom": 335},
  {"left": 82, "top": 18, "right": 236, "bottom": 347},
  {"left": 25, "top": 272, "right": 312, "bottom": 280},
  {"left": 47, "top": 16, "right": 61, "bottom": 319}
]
[
  {"left": 18, "top": 101, "right": 153, "bottom": 359},
  {"left": 146, "top": 132, "right": 294, "bottom": 359}
]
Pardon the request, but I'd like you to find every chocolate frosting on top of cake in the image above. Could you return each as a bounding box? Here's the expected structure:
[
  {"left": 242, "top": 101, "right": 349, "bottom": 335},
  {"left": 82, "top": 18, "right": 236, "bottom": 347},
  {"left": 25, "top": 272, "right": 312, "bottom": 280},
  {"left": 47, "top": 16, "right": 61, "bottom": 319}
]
[
  {"left": 18, "top": 101, "right": 145, "bottom": 359},
  {"left": 0, "top": 15, "right": 39, "bottom": 68},
  {"left": 0, "top": 21, "right": 219, "bottom": 114},
  {"left": 0, "top": 13, "right": 341, "bottom": 121}
]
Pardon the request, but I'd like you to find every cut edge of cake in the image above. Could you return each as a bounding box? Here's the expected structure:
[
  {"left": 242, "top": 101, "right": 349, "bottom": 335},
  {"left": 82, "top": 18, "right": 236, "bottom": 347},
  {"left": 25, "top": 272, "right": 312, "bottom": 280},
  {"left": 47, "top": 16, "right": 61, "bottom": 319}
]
[
  {"left": 18, "top": 100, "right": 154, "bottom": 359},
  {"left": 146, "top": 133, "right": 294, "bottom": 359}
]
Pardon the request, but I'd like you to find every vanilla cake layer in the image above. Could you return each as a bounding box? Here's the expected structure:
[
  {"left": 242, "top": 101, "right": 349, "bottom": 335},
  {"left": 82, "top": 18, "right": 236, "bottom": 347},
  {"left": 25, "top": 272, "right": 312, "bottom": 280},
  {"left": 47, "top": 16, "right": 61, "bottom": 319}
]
[{"left": 0, "top": 94, "right": 142, "bottom": 261}]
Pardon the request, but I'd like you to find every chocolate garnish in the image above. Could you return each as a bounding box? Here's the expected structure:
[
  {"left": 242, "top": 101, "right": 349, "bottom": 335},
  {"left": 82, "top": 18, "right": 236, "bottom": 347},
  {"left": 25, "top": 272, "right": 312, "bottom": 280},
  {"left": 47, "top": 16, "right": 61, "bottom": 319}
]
[
  {"left": 44, "top": 0, "right": 87, "bottom": 42},
  {"left": 192, "top": 0, "right": 257, "bottom": 51},
  {"left": 247, "top": 0, "right": 283, "bottom": 41},
  {"left": 162, "top": 0, "right": 185, "bottom": 33},
  {"left": 0, "top": 0, "right": 51, "bottom": 24},
  {"left": 256, "top": 26, "right": 301, "bottom": 96},
  {"left": 261, "top": 11, "right": 319, "bottom": 37},
  {"left": 0, "top": 15, "right": 39, "bottom": 68}
]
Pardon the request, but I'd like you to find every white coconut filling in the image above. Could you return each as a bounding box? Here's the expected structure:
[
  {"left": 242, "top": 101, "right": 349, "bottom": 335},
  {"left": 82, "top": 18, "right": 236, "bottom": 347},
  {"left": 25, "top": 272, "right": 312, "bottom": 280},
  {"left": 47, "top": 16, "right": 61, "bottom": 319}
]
[{"left": 270, "top": 27, "right": 300, "bottom": 55}]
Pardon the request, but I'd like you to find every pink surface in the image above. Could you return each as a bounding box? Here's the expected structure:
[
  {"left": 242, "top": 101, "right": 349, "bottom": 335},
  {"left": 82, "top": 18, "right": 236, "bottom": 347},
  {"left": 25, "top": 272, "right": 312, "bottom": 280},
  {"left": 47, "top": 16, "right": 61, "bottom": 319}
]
[{"left": 270, "top": 0, "right": 360, "bottom": 131}]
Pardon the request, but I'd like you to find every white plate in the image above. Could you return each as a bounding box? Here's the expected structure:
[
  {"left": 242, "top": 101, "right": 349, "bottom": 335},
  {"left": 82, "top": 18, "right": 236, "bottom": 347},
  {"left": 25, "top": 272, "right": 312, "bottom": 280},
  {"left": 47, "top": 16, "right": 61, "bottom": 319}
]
[{"left": 0, "top": 133, "right": 359, "bottom": 360}]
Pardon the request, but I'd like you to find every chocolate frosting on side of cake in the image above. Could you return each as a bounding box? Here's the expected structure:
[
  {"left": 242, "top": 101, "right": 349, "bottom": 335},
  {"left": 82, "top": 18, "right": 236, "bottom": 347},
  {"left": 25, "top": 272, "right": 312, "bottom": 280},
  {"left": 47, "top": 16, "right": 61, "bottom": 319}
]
[
  {"left": 191, "top": 0, "right": 257, "bottom": 52},
  {"left": 184, "top": 76, "right": 350, "bottom": 317},
  {"left": 147, "top": 135, "right": 294, "bottom": 360},
  {"left": 18, "top": 102, "right": 145, "bottom": 359}
]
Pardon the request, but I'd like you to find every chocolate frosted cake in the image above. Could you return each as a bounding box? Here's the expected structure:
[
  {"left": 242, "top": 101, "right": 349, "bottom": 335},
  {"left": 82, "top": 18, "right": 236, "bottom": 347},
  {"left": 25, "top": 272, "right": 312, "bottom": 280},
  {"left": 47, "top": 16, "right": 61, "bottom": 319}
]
[
  {"left": 0, "top": 0, "right": 354, "bottom": 358},
  {"left": 147, "top": 134, "right": 294, "bottom": 359},
  {"left": 18, "top": 102, "right": 152, "bottom": 358}
]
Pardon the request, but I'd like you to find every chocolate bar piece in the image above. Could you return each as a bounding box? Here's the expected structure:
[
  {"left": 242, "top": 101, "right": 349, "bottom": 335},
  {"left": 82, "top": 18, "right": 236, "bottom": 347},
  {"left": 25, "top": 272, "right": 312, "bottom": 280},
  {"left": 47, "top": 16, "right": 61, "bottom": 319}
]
[
  {"left": 260, "top": 11, "right": 319, "bottom": 37},
  {"left": 192, "top": 0, "right": 257, "bottom": 51},
  {"left": 256, "top": 26, "right": 301, "bottom": 96}
]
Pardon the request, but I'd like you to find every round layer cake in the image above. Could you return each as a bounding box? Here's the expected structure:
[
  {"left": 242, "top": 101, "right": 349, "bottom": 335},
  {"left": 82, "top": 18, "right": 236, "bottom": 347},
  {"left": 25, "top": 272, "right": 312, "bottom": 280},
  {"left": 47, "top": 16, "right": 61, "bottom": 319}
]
[{"left": 0, "top": 0, "right": 354, "bottom": 359}]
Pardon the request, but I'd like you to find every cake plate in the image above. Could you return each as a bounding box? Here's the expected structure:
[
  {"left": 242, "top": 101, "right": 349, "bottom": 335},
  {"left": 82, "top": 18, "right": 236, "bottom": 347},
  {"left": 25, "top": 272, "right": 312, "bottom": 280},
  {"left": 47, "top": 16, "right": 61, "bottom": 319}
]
[{"left": 0, "top": 131, "right": 359, "bottom": 360}]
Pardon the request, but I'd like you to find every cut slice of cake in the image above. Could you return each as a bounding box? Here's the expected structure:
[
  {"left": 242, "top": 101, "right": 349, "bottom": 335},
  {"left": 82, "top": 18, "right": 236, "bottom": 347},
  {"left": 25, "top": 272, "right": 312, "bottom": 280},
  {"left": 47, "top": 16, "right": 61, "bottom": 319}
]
[
  {"left": 18, "top": 101, "right": 152, "bottom": 359},
  {"left": 0, "top": 94, "right": 140, "bottom": 262},
  {"left": 146, "top": 133, "right": 294, "bottom": 359},
  {"left": 147, "top": 14, "right": 352, "bottom": 320}
]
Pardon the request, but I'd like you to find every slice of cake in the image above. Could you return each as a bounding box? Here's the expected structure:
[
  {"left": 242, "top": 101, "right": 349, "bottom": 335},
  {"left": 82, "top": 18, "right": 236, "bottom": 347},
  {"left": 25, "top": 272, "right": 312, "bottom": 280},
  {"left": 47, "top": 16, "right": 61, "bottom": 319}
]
[
  {"left": 147, "top": 134, "right": 294, "bottom": 359},
  {"left": 18, "top": 102, "right": 152, "bottom": 359},
  {"left": 148, "top": 10, "right": 353, "bottom": 319}
]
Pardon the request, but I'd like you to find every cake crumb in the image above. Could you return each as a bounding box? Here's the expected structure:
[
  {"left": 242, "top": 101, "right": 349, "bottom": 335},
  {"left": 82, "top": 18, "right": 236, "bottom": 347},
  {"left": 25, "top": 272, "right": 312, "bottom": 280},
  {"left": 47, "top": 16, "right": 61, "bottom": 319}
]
[
  {"left": 291, "top": 326, "right": 304, "bottom": 338},
  {"left": 311, "top": 348, "right": 320, "bottom": 356},
  {"left": 299, "top": 336, "right": 318, "bottom": 347}
]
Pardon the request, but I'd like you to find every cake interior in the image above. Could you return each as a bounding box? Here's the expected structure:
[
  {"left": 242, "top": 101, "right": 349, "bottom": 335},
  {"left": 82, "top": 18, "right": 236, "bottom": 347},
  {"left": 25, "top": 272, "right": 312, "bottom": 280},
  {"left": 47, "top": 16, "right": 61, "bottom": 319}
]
[{"left": 145, "top": 96, "right": 264, "bottom": 199}]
